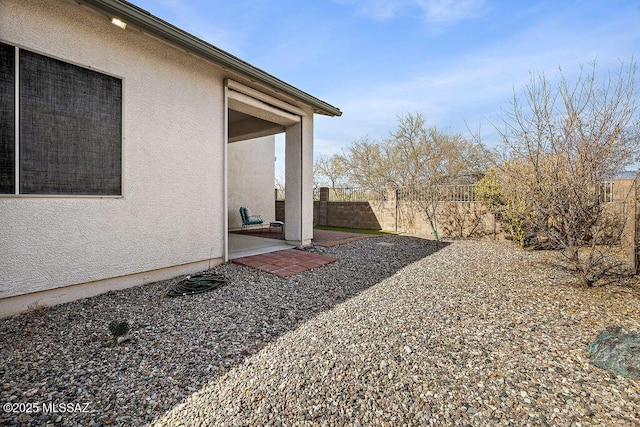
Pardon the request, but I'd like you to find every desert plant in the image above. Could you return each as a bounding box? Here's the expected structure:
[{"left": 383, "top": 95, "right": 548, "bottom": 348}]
[
  {"left": 25, "top": 302, "right": 48, "bottom": 319},
  {"left": 439, "top": 202, "right": 489, "bottom": 239},
  {"left": 493, "top": 60, "right": 640, "bottom": 285},
  {"left": 475, "top": 167, "right": 535, "bottom": 247},
  {"left": 108, "top": 320, "right": 130, "bottom": 345}
]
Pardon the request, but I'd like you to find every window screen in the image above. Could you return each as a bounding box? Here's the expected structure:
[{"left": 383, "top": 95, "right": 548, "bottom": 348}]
[
  {"left": 0, "top": 43, "right": 15, "bottom": 194},
  {"left": 19, "top": 49, "right": 122, "bottom": 195}
]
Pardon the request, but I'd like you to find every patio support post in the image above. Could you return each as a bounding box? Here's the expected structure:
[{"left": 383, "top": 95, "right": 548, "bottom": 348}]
[
  {"left": 223, "top": 84, "right": 229, "bottom": 262},
  {"left": 284, "top": 114, "right": 314, "bottom": 247}
]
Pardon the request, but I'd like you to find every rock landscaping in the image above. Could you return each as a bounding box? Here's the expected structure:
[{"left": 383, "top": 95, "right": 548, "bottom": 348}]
[
  {"left": 1, "top": 237, "right": 639, "bottom": 426},
  {"left": 588, "top": 326, "right": 640, "bottom": 380}
]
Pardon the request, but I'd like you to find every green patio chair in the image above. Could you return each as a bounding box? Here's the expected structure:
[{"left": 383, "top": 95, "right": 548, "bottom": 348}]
[{"left": 239, "top": 206, "right": 264, "bottom": 231}]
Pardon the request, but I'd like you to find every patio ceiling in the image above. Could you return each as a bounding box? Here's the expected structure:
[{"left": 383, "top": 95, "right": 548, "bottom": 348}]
[
  {"left": 228, "top": 88, "right": 301, "bottom": 143},
  {"left": 228, "top": 109, "right": 283, "bottom": 143}
]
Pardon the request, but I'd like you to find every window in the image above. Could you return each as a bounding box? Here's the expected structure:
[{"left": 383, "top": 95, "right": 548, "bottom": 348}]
[
  {"left": 0, "top": 43, "right": 14, "bottom": 194},
  {"left": 0, "top": 43, "right": 122, "bottom": 195}
]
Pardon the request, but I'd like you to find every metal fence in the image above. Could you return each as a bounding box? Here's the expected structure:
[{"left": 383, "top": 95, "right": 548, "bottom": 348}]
[
  {"left": 306, "top": 186, "right": 478, "bottom": 202},
  {"left": 397, "top": 185, "right": 477, "bottom": 202},
  {"left": 303, "top": 182, "right": 614, "bottom": 204},
  {"left": 279, "top": 182, "right": 614, "bottom": 204},
  {"left": 309, "top": 187, "right": 386, "bottom": 202},
  {"left": 600, "top": 181, "right": 614, "bottom": 203},
  {"left": 328, "top": 187, "right": 386, "bottom": 202}
]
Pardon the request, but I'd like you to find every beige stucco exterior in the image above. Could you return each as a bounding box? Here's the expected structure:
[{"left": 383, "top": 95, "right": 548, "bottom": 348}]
[
  {"left": 0, "top": 0, "right": 225, "bottom": 316},
  {"left": 0, "top": 0, "right": 338, "bottom": 317},
  {"left": 228, "top": 136, "right": 276, "bottom": 230},
  {"left": 285, "top": 116, "right": 315, "bottom": 247}
]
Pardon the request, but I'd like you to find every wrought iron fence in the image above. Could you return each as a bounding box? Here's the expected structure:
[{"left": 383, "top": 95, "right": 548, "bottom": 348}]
[
  {"left": 600, "top": 181, "right": 614, "bottom": 203},
  {"left": 289, "top": 182, "right": 613, "bottom": 203},
  {"left": 328, "top": 187, "right": 386, "bottom": 202},
  {"left": 310, "top": 187, "right": 386, "bottom": 201},
  {"left": 314, "top": 185, "right": 478, "bottom": 202},
  {"left": 396, "top": 185, "right": 478, "bottom": 202}
]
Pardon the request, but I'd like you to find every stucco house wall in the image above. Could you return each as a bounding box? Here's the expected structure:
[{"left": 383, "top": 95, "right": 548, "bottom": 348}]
[
  {"left": 228, "top": 136, "right": 276, "bottom": 230},
  {"left": 0, "top": 0, "right": 226, "bottom": 313}
]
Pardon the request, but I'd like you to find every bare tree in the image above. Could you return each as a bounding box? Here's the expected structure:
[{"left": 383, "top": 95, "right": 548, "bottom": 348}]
[
  {"left": 494, "top": 60, "right": 640, "bottom": 285},
  {"left": 274, "top": 172, "right": 286, "bottom": 200},
  {"left": 314, "top": 153, "right": 348, "bottom": 188},
  {"left": 387, "top": 113, "right": 494, "bottom": 240},
  {"left": 274, "top": 172, "right": 285, "bottom": 191},
  {"left": 343, "top": 136, "right": 394, "bottom": 191},
  {"left": 343, "top": 113, "right": 493, "bottom": 240}
]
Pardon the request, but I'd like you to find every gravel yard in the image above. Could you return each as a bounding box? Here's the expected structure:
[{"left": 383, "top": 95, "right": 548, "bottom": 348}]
[{"left": 1, "top": 236, "right": 639, "bottom": 426}]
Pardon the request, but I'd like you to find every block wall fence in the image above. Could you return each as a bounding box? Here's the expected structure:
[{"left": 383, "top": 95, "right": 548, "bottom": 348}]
[{"left": 276, "top": 178, "right": 639, "bottom": 273}]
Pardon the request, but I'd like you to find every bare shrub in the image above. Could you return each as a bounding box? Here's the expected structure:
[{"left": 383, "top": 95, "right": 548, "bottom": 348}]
[
  {"left": 493, "top": 61, "right": 640, "bottom": 285},
  {"left": 439, "top": 202, "right": 492, "bottom": 239}
]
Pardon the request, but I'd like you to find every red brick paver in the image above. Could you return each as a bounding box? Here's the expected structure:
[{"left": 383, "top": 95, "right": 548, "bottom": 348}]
[{"left": 232, "top": 249, "right": 337, "bottom": 277}]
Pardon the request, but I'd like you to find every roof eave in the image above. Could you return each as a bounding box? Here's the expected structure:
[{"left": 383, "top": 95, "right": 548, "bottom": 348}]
[{"left": 80, "top": 0, "right": 342, "bottom": 117}]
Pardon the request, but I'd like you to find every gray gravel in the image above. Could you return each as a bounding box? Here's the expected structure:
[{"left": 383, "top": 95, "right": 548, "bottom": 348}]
[{"left": 2, "top": 236, "right": 639, "bottom": 426}]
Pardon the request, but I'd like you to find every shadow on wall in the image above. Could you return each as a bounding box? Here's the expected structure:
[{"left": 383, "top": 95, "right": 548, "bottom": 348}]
[
  {"left": 278, "top": 199, "right": 384, "bottom": 230},
  {"left": 0, "top": 235, "right": 447, "bottom": 426},
  {"left": 315, "top": 201, "right": 383, "bottom": 230}
]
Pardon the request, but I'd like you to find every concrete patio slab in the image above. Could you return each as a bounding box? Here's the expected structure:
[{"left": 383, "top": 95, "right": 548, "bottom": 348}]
[
  {"left": 233, "top": 228, "right": 377, "bottom": 247},
  {"left": 228, "top": 234, "right": 294, "bottom": 259}
]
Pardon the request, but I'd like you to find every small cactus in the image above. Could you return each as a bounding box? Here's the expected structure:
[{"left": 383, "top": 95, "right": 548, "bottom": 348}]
[{"left": 108, "top": 321, "right": 129, "bottom": 345}]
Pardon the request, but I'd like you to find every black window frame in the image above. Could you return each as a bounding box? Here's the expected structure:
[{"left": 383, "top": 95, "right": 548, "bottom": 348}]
[{"left": 0, "top": 42, "right": 123, "bottom": 196}]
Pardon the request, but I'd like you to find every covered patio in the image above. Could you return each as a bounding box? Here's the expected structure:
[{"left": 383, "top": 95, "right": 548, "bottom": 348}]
[{"left": 225, "top": 80, "right": 326, "bottom": 260}]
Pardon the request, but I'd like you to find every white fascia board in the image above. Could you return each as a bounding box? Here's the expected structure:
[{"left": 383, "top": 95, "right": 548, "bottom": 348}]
[
  {"left": 228, "top": 90, "right": 300, "bottom": 127},
  {"left": 226, "top": 79, "right": 307, "bottom": 117}
]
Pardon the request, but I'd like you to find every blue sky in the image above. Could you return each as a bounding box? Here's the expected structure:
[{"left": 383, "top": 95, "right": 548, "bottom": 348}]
[{"left": 132, "top": 0, "right": 639, "bottom": 175}]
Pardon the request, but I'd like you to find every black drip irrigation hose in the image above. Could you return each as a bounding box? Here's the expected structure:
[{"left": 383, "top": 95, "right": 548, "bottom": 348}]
[{"left": 166, "top": 272, "right": 229, "bottom": 297}]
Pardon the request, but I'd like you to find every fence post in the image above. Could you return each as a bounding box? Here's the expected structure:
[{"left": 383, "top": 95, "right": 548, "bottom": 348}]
[
  {"left": 629, "top": 175, "right": 639, "bottom": 274},
  {"left": 636, "top": 176, "right": 639, "bottom": 274},
  {"left": 633, "top": 176, "right": 639, "bottom": 274},
  {"left": 393, "top": 188, "right": 399, "bottom": 232},
  {"left": 616, "top": 175, "right": 639, "bottom": 274},
  {"left": 317, "top": 187, "right": 329, "bottom": 226}
]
